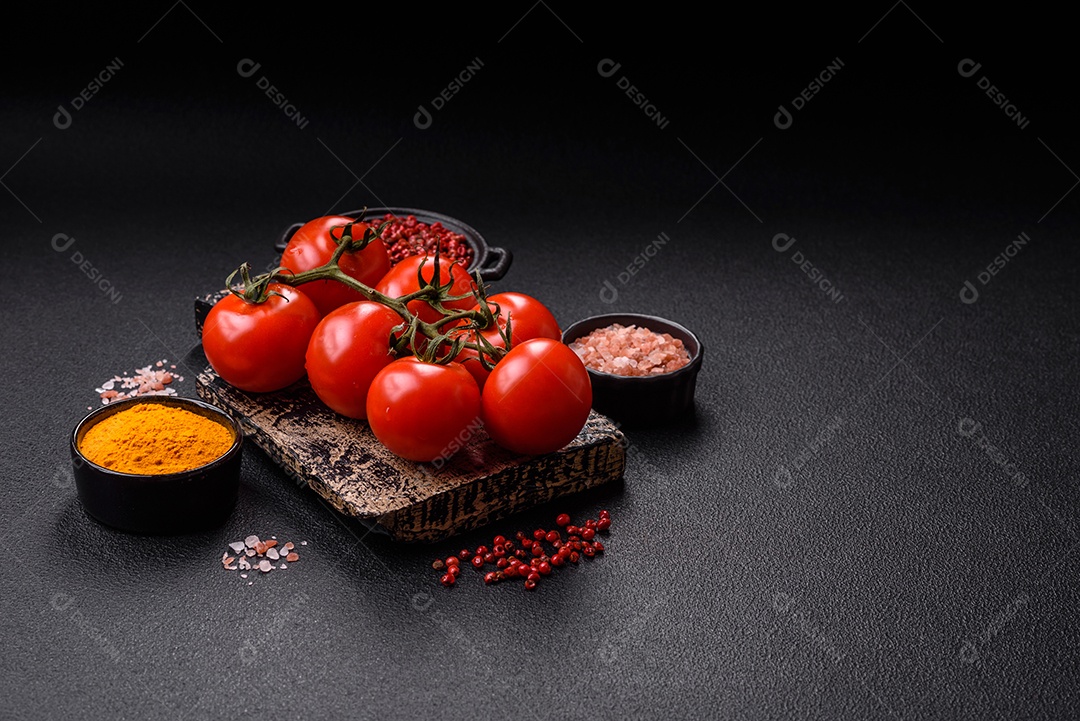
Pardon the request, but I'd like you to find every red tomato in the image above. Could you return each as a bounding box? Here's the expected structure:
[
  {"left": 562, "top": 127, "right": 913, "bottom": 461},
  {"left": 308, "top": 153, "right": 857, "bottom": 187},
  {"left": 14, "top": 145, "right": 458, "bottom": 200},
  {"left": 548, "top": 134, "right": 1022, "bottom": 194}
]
[
  {"left": 280, "top": 215, "right": 391, "bottom": 316},
  {"left": 366, "top": 358, "right": 482, "bottom": 462},
  {"left": 447, "top": 293, "right": 561, "bottom": 391},
  {"left": 441, "top": 326, "right": 495, "bottom": 391},
  {"left": 474, "top": 292, "right": 561, "bottom": 346},
  {"left": 455, "top": 348, "right": 494, "bottom": 391},
  {"left": 305, "top": 301, "right": 403, "bottom": 419},
  {"left": 481, "top": 338, "right": 592, "bottom": 455},
  {"left": 374, "top": 255, "right": 476, "bottom": 325},
  {"left": 202, "top": 283, "right": 321, "bottom": 393}
]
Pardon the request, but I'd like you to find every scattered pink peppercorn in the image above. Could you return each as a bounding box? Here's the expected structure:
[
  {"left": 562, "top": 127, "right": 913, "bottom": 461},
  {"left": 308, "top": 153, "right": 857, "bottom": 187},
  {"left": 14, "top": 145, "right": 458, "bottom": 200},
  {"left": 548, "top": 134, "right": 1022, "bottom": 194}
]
[{"left": 434, "top": 511, "right": 612, "bottom": 589}]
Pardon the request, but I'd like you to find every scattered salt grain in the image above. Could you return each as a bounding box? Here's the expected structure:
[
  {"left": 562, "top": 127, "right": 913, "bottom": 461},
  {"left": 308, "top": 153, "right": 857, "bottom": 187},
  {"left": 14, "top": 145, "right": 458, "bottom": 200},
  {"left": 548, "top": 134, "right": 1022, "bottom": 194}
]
[
  {"left": 93, "top": 360, "right": 185, "bottom": 405},
  {"left": 221, "top": 535, "right": 303, "bottom": 583}
]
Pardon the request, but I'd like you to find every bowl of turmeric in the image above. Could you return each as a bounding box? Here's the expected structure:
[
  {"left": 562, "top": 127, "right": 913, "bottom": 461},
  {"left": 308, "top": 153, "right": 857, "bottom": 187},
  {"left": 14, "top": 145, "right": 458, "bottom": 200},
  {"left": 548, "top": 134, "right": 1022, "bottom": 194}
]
[{"left": 71, "top": 396, "right": 243, "bottom": 534}]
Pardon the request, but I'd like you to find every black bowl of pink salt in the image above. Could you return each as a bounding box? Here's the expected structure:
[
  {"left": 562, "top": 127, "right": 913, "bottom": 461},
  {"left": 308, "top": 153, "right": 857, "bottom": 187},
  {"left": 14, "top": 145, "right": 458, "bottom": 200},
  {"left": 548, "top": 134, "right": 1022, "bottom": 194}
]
[
  {"left": 71, "top": 396, "right": 243, "bottom": 534},
  {"left": 563, "top": 314, "right": 703, "bottom": 427}
]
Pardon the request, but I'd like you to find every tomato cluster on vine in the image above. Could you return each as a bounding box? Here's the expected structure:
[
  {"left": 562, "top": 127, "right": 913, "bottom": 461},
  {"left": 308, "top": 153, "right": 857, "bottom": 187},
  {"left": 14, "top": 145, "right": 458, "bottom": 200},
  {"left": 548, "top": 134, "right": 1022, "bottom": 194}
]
[{"left": 201, "top": 213, "right": 592, "bottom": 463}]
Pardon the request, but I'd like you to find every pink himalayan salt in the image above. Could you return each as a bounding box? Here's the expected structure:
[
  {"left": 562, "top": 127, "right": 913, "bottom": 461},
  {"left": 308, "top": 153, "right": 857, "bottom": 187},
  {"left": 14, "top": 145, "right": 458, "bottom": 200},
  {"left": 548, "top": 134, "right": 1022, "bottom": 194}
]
[{"left": 569, "top": 323, "right": 691, "bottom": 377}]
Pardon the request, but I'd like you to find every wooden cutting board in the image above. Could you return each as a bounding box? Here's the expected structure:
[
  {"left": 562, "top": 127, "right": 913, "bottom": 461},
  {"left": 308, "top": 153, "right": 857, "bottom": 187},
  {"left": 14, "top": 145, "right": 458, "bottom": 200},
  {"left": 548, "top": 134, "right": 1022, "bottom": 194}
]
[{"left": 194, "top": 357, "right": 626, "bottom": 542}]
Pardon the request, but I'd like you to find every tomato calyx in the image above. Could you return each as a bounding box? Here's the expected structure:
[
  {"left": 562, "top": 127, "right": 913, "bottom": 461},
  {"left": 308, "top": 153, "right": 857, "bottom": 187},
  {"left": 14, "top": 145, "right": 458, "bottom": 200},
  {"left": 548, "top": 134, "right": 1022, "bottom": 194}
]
[
  {"left": 327, "top": 216, "right": 391, "bottom": 258},
  {"left": 225, "top": 262, "right": 292, "bottom": 304}
]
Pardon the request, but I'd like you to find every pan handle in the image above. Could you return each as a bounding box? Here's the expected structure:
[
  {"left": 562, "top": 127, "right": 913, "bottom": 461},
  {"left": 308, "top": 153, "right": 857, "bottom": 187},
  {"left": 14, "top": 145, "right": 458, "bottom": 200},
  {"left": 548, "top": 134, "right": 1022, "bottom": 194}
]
[{"left": 476, "top": 246, "right": 512, "bottom": 281}]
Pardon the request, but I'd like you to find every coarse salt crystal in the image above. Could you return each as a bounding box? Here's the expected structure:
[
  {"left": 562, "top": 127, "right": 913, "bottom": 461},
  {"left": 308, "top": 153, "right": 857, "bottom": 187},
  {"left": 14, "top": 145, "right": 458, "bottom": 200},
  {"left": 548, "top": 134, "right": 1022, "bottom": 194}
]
[{"left": 569, "top": 323, "right": 691, "bottom": 377}]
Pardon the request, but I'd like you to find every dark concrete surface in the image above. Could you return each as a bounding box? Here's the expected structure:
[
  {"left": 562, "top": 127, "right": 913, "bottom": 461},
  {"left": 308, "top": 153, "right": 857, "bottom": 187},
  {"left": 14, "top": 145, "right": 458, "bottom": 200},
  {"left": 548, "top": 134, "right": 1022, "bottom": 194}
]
[{"left": 1, "top": 6, "right": 1077, "bottom": 720}]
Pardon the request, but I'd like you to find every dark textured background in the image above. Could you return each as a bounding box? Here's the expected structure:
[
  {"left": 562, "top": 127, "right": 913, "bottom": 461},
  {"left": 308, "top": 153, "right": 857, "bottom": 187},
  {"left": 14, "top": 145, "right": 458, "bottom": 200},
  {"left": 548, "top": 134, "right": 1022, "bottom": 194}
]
[{"left": 2, "top": 5, "right": 1078, "bottom": 720}]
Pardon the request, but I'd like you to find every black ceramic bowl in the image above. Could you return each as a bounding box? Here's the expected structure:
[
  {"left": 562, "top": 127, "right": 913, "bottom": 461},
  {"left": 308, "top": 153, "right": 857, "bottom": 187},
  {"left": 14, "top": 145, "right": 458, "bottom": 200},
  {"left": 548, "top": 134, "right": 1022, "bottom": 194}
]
[
  {"left": 71, "top": 396, "right": 243, "bottom": 534},
  {"left": 562, "top": 314, "right": 704, "bottom": 427},
  {"left": 275, "top": 206, "right": 513, "bottom": 281}
]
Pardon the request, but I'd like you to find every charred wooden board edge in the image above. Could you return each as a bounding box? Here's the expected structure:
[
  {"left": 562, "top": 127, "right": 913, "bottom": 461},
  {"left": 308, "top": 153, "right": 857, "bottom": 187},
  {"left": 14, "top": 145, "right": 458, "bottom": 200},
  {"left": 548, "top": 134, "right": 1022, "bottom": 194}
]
[
  {"left": 195, "top": 367, "right": 627, "bottom": 542},
  {"left": 380, "top": 439, "right": 625, "bottom": 542}
]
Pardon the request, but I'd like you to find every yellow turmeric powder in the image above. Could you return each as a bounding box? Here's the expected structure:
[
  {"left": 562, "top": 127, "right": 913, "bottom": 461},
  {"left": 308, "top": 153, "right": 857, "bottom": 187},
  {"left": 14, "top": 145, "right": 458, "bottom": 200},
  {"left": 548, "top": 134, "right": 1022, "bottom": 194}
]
[{"left": 80, "top": 403, "right": 235, "bottom": 475}]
